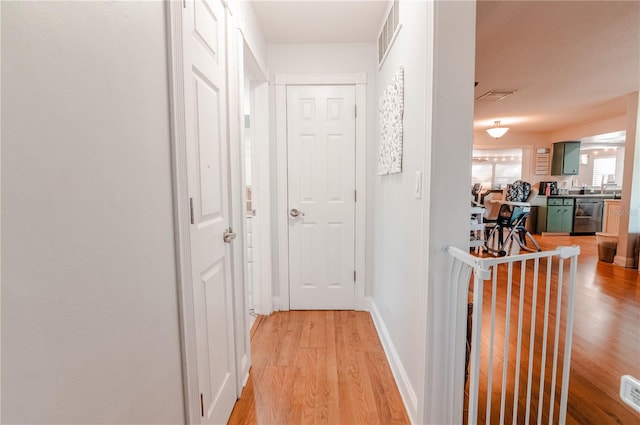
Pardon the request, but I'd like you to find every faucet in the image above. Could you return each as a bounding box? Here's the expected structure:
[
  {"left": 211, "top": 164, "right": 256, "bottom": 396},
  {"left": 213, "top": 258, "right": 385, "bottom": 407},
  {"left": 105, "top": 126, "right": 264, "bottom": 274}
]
[{"left": 601, "top": 182, "right": 616, "bottom": 194}]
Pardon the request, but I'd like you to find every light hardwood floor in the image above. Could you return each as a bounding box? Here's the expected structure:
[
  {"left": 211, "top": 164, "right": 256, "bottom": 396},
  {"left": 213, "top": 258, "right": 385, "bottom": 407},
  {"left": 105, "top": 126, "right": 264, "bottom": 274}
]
[
  {"left": 535, "top": 235, "right": 639, "bottom": 424},
  {"left": 229, "top": 310, "right": 410, "bottom": 424},
  {"left": 229, "top": 235, "right": 638, "bottom": 425}
]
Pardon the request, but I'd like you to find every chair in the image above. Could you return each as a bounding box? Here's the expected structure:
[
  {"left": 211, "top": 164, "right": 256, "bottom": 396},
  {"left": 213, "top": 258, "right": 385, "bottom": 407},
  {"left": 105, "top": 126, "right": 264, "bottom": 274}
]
[
  {"left": 471, "top": 183, "right": 483, "bottom": 203},
  {"left": 485, "top": 181, "right": 542, "bottom": 256},
  {"left": 479, "top": 189, "right": 504, "bottom": 244}
]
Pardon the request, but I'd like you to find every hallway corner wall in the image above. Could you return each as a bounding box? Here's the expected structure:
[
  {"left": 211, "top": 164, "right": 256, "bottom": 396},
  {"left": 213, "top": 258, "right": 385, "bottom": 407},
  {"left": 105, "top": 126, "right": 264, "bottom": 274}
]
[{"left": 1, "top": 2, "right": 185, "bottom": 423}]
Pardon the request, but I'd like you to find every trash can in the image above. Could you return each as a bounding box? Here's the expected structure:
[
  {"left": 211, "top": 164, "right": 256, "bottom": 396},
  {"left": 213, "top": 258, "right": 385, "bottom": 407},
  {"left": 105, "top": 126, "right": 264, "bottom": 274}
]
[{"left": 596, "top": 232, "right": 618, "bottom": 263}]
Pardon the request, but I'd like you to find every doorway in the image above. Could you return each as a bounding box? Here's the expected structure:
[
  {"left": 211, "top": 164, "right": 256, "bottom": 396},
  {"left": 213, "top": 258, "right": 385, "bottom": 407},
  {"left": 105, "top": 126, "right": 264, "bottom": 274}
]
[
  {"left": 275, "top": 73, "right": 368, "bottom": 311},
  {"left": 286, "top": 84, "right": 357, "bottom": 309},
  {"left": 241, "top": 39, "right": 272, "bottom": 318}
]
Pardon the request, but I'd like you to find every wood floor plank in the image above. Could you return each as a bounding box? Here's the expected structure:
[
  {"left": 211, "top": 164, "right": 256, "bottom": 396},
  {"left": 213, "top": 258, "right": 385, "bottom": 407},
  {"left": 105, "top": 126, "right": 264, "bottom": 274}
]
[
  {"left": 277, "top": 311, "right": 303, "bottom": 367},
  {"left": 322, "top": 312, "right": 340, "bottom": 424},
  {"left": 273, "top": 365, "right": 297, "bottom": 425},
  {"left": 295, "top": 348, "right": 318, "bottom": 425},
  {"left": 229, "top": 310, "right": 410, "bottom": 424},
  {"left": 356, "top": 312, "right": 384, "bottom": 353}
]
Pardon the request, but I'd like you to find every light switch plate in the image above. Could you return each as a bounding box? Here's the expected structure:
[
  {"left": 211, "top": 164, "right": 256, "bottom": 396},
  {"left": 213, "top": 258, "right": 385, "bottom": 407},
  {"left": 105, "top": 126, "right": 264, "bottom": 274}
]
[
  {"left": 415, "top": 171, "right": 422, "bottom": 199},
  {"left": 620, "top": 375, "right": 640, "bottom": 413}
]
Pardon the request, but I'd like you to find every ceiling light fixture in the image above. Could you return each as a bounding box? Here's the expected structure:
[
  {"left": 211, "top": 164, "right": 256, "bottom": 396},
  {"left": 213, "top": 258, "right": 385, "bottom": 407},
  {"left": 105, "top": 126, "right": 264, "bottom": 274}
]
[{"left": 487, "top": 120, "right": 509, "bottom": 139}]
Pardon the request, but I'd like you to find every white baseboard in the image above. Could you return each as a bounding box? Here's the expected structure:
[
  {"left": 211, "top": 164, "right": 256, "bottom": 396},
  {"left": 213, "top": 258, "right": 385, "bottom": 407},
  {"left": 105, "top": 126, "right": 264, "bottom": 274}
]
[
  {"left": 366, "top": 297, "right": 418, "bottom": 424},
  {"left": 240, "top": 353, "right": 250, "bottom": 388},
  {"left": 614, "top": 254, "right": 638, "bottom": 268},
  {"left": 272, "top": 296, "right": 281, "bottom": 311}
]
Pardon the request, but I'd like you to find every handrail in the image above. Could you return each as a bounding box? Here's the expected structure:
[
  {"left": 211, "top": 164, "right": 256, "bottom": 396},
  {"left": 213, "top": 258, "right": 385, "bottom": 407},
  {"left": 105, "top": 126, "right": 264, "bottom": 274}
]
[{"left": 444, "top": 245, "right": 580, "bottom": 276}]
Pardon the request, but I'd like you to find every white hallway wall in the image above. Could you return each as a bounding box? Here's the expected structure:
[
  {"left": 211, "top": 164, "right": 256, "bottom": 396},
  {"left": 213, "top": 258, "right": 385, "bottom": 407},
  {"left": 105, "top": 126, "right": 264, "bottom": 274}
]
[
  {"left": 370, "top": 0, "right": 476, "bottom": 423},
  {"left": 369, "top": 1, "right": 429, "bottom": 421},
  {"left": 230, "top": 0, "right": 268, "bottom": 74},
  {"left": 266, "top": 43, "right": 378, "bottom": 301},
  {"left": 1, "top": 2, "right": 185, "bottom": 423}
]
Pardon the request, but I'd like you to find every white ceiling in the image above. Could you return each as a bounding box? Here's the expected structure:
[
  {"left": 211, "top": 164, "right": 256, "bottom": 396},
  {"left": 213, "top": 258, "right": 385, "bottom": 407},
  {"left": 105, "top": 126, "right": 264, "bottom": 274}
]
[
  {"left": 250, "top": 0, "right": 388, "bottom": 43},
  {"left": 251, "top": 0, "right": 640, "bottom": 134},
  {"left": 474, "top": 0, "right": 640, "bottom": 133}
]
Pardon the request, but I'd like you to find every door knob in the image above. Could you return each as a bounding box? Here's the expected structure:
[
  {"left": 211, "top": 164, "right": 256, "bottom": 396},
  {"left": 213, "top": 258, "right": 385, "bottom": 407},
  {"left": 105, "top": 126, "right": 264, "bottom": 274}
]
[
  {"left": 289, "top": 208, "right": 305, "bottom": 218},
  {"left": 223, "top": 228, "right": 236, "bottom": 243}
]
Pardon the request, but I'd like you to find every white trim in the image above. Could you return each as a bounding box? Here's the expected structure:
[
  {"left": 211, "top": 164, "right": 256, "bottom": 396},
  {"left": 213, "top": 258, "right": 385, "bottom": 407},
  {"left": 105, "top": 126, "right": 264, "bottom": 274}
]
[
  {"left": 227, "top": 20, "right": 251, "bottom": 398},
  {"left": 165, "top": 2, "right": 199, "bottom": 422},
  {"left": 354, "top": 82, "right": 367, "bottom": 311},
  {"left": 275, "top": 73, "right": 368, "bottom": 311},
  {"left": 614, "top": 253, "right": 637, "bottom": 268},
  {"left": 272, "top": 296, "right": 281, "bottom": 312},
  {"left": 251, "top": 81, "right": 273, "bottom": 315},
  {"left": 275, "top": 83, "right": 290, "bottom": 310},
  {"left": 367, "top": 297, "right": 418, "bottom": 424},
  {"left": 418, "top": 2, "right": 435, "bottom": 422},
  {"left": 234, "top": 21, "right": 271, "bottom": 317},
  {"left": 239, "top": 353, "right": 250, "bottom": 387}
]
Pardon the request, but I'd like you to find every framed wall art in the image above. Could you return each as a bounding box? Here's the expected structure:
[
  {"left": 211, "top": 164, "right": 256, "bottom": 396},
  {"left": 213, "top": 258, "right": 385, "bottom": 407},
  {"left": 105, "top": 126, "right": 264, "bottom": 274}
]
[{"left": 378, "top": 67, "right": 404, "bottom": 175}]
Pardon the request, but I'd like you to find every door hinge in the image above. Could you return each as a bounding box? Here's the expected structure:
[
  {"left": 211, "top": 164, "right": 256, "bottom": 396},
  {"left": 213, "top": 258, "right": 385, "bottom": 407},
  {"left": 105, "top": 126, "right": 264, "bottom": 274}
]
[
  {"left": 354, "top": 105, "right": 357, "bottom": 118},
  {"left": 354, "top": 190, "right": 357, "bottom": 202},
  {"left": 354, "top": 270, "right": 356, "bottom": 282},
  {"left": 189, "top": 197, "right": 195, "bottom": 224},
  {"left": 200, "top": 393, "right": 204, "bottom": 417},
  {"left": 183, "top": 0, "right": 187, "bottom": 9}
]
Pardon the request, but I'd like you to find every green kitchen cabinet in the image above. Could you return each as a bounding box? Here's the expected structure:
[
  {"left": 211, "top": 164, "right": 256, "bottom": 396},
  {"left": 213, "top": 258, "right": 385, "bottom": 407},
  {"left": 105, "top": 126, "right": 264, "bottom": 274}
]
[
  {"left": 551, "top": 141, "right": 580, "bottom": 175},
  {"left": 536, "top": 204, "right": 548, "bottom": 233},
  {"left": 546, "top": 198, "right": 574, "bottom": 232}
]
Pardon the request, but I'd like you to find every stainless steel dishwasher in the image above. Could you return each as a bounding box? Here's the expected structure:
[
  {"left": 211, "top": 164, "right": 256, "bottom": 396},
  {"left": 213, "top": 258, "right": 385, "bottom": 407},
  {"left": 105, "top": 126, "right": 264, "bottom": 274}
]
[{"left": 573, "top": 198, "right": 603, "bottom": 233}]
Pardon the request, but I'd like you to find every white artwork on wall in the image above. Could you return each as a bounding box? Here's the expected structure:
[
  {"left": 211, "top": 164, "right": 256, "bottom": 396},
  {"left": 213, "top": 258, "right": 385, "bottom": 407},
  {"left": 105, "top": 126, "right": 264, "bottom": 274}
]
[{"left": 378, "top": 67, "right": 404, "bottom": 175}]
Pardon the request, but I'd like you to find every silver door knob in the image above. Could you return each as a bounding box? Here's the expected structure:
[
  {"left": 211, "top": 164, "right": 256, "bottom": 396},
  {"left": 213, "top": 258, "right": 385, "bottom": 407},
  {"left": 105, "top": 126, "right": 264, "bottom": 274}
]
[
  {"left": 223, "top": 228, "right": 236, "bottom": 243},
  {"left": 289, "top": 208, "right": 305, "bottom": 218}
]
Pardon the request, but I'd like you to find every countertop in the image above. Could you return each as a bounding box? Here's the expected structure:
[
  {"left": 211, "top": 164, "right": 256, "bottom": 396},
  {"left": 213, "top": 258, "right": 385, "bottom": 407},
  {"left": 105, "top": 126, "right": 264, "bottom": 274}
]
[{"left": 546, "top": 193, "right": 619, "bottom": 199}]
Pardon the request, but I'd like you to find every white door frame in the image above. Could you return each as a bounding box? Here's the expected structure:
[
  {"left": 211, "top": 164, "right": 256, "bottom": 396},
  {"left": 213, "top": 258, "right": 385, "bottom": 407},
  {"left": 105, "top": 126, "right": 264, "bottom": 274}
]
[
  {"left": 238, "top": 28, "right": 272, "bottom": 316},
  {"left": 275, "top": 73, "right": 367, "bottom": 311},
  {"left": 166, "top": 2, "right": 202, "bottom": 421},
  {"left": 226, "top": 23, "right": 251, "bottom": 394},
  {"left": 245, "top": 80, "right": 273, "bottom": 315}
]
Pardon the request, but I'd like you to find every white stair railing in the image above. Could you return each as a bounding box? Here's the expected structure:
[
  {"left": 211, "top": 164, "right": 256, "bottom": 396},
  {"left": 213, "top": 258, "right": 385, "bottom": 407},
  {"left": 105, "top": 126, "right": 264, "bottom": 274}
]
[{"left": 445, "top": 245, "right": 580, "bottom": 425}]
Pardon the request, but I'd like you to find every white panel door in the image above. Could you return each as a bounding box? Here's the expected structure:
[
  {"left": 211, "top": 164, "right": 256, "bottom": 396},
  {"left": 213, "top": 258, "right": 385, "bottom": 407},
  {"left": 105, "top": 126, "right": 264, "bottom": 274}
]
[
  {"left": 183, "top": 0, "right": 236, "bottom": 423},
  {"left": 287, "top": 85, "right": 356, "bottom": 310}
]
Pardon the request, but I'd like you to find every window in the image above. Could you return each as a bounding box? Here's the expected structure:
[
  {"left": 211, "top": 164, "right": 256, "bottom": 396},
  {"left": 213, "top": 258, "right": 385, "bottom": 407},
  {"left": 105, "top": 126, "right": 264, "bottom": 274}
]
[
  {"left": 495, "top": 163, "right": 522, "bottom": 188},
  {"left": 472, "top": 164, "right": 493, "bottom": 189},
  {"left": 472, "top": 148, "right": 523, "bottom": 189},
  {"left": 592, "top": 156, "right": 616, "bottom": 186}
]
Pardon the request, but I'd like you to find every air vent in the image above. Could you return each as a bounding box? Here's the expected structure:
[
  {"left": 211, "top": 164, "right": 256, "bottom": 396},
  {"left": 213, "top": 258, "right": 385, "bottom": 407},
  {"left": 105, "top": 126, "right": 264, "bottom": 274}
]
[
  {"left": 476, "top": 90, "right": 515, "bottom": 101},
  {"left": 378, "top": 1, "right": 400, "bottom": 65}
]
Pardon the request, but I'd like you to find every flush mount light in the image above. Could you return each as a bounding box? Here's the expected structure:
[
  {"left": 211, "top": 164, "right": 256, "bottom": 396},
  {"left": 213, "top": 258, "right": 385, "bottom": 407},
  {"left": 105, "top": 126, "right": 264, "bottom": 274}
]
[{"left": 486, "top": 120, "right": 509, "bottom": 139}]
